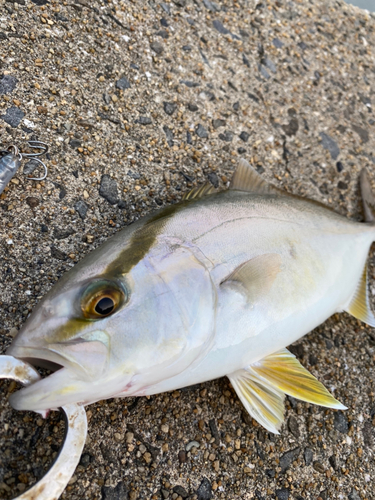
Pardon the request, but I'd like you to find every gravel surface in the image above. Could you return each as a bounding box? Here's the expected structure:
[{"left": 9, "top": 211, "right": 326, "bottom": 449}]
[{"left": 1, "top": 0, "right": 375, "bottom": 499}]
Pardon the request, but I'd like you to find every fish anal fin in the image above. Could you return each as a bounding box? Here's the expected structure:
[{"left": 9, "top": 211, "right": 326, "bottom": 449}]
[
  {"left": 182, "top": 182, "right": 216, "bottom": 201},
  {"left": 230, "top": 159, "right": 280, "bottom": 195},
  {"left": 228, "top": 369, "right": 285, "bottom": 434},
  {"left": 345, "top": 263, "right": 375, "bottom": 327},
  {"left": 228, "top": 348, "right": 346, "bottom": 434},
  {"left": 221, "top": 253, "right": 282, "bottom": 303}
]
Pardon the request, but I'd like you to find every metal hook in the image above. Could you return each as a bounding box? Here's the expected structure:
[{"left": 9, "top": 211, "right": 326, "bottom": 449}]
[
  {"left": 24, "top": 156, "right": 48, "bottom": 181},
  {"left": 20, "top": 141, "right": 49, "bottom": 158}
]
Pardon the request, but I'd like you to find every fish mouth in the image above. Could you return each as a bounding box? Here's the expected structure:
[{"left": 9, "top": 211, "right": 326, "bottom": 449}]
[{"left": 6, "top": 344, "right": 76, "bottom": 374}]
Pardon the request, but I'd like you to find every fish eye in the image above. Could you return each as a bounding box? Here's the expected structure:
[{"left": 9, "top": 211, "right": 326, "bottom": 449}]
[{"left": 81, "top": 280, "right": 126, "bottom": 319}]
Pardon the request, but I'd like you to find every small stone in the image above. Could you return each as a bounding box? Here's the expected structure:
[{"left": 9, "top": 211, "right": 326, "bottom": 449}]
[
  {"left": 161, "top": 489, "right": 170, "bottom": 499},
  {"left": 304, "top": 448, "right": 313, "bottom": 466},
  {"left": 207, "top": 172, "right": 219, "bottom": 188},
  {"left": 79, "top": 453, "right": 91, "bottom": 467},
  {"left": 23, "top": 159, "right": 41, "bottom": 176},
  {"left": 195, "top": 124, "right": 208, "bottom": 139},
  {"left": 334, "top": 412, "right": 348, "bottom": 433},
  {"left": 336, "top": 161, "right": 344, "bottom": 172},
  {"left": 178, "top": 450, "right": 187, "bottom": 463},
  {"left": 213, "top": 19, "right": 230, "bottom": 35},
  {"left": 212, "top": 119, "right": 226, "bottom": 129},
  {"left": 173, "top": 485, "right": 188, "bottom": 498},
  {"left": 196, "top": 478, "right": 212, "bottom": 500},
  {"left": 288, "top": 416, "right": 300, "bottom": 438},
  {"left": 319, "top": 132, "right": 340, "bottom": 160},
  {"left": 219, "top": 130, "right": 233, "bottom": 142},
  {"left": 0, "top": 75, "right": 18, "bottom": 95},
  {"left": 116, "top": 77, "right": 131, "bottom": 90},
  {"left": 156, "top": 30, "right": 169, "bottom": 39},
  {"left": 26, "top": 197, "right": 39, "bottom": 209},
  {"left": 351, "top": 124, "right": 369, "bottom": 143},
  {"left": 329, "top": 454, "right": 338, "bottom": 470},
  {"left": 348, "top": 490, "right": 361, "bottom": 500},
  {"left": 203, "top": 0, "right": 219, "bottom": 12},
  {"left": 69, "top": 139, "right": 81, "bottom": 149},
  {"left": 313, "top": 461, "right": 325, "bottom": 473},
  {"left": 150, "top": 41, "right": 164, "bottom": 54},
  {"left": 282, "top": 118, "right": 299, "bottom": 137},
  {"left": 99, "top": 175, "right": 119, "bottom": 205},
  {"left": 136, "top": 116, "right": 152, "bottom": 125},
  {"left": 239, "top": 131, "right": 250, "bottom": 142},
  {"left": 258, "top": 64, "right": 270, "bottom": 80},
  {"left": 182, "top": 45, "right": 192, "bottom": 51},
  {"left": 188, "top": 103, "right": 198, "bottom": 112},
  {"left": 75, "top": 200, "right": 88, "bottom": 219},
  {"left": 163, "top": 102, "right": 177, "bottom": 115},
  {"left": 51, "top": 246, "right": 67, "bottom": 261},
  {"left": 102, "top": 481, "right": 128, "bottom": 500},
  {"left": 280, "top": 447, "right": 300, "bottom": 473},
  {"left": 1, "top": 106, "right": 25, "bottom": 128},
  {"left": 266, "top": 469, "right": 275, "bottom": 478},
  {"left": 185, "top": 441, "right": 200, "bottom": 451},
  {"left": 180, "top": 80, "right": 200, "bottom": 88},
  {"left": 276, "top": 489, "right": 289, "bottom": 500},
  {"left": 160, "top": 18, "right": 169, "bottom": 27},
  {"left": 337, "top": 181, "right": 348, "bottom": 190},
  {"left": 163, "top": 125, "right": 174, "bottom": 147},
  {"left": 161, "top": 424, "right": 169, "bottom": 433},
  {"left": 243, "top": 54, "right": 250, "bottom": 67},
  {"left": 264, "top": 57, "right": 277, "bottom": 73},
  {"left": 125, "top": 432, "right": 134, "bottom": 443},
  {"left": 37, "top": 106, "right": 48, "bottom": 114},
  {"left": 273, "top": 37, "right": 284, "bottom": 48},
  {"left": 237, "top": 147, "right": 246, "bottom": 154},
  {"left": 8, "top": 327, "right": 18, "bottom": 338}
]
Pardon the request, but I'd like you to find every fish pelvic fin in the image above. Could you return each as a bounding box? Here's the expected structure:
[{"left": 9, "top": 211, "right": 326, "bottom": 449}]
[
  {"left": 360, "top": 168, "right": 375, "bottom": 223},
  {"left": 230, "top": 159, "right": 281, "bottom": 195},
  {"left": 345, "top": 262, "right": 375, "bottom": 327},
  {"left": 228, "top": 348, "right": 346, "bottom": 434}
]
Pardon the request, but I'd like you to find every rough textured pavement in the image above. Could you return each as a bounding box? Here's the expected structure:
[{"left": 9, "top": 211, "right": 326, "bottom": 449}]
[{"left": 0, "top": 0, "right": 375, "bottom": 499}]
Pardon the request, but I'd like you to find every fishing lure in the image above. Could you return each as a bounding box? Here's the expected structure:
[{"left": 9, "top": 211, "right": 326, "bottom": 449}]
[{"left": 0, "top": 141, "right": 48, "bottom": 195}]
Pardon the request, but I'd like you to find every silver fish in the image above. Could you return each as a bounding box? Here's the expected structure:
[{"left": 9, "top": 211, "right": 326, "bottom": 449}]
[{"left": 7, "top": 160, "right": 375, "bottom": 433}]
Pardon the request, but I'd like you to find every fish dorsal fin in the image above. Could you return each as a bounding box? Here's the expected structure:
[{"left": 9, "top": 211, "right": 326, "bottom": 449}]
[
  {"left": 230, "top": 159, "right": 279, "bottom": 195},
  {"left": 360, "top": 168, "right": 375, "bottom": 222},
  {"left": 228, "top": 348, "right": 346, "bottom": 434},
  {"left": 345, "top": 263, "right": 375, "bottom": 327},
  {"left": 221, "top": 253, "right": 282, "bottom": 303},
  {"left": 182, "top": 182, "right": 217, "bottom": 201}
]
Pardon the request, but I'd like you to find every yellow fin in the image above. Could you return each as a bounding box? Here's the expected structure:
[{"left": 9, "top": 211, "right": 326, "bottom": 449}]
[
  {"left": 221, "top": 253, "right": 282, "bottom": 303},
  {"left": 230, "top": 159, "right": 280, "bottom": 194},
  {"left": 345, "top": 263, "right": 375, "bottom": 327},
  {"left": 228, "top": 348, "right": 346, "bottom": 434},
  {"left": 228, "top": 369, "right": 285, "bottom": 434},
  {"left": 182, "top": 182, "right": 216, "bottom": 201}
]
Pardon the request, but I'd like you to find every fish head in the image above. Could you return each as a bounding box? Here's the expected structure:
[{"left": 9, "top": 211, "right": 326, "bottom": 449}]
[{"left": 7, "top": 229, "right": 216, "bottom": 413}]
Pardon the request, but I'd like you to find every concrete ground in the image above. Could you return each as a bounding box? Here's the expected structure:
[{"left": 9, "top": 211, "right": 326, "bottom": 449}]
[{"left": 0, "top": 0, "right": 375, "bottom": 499}]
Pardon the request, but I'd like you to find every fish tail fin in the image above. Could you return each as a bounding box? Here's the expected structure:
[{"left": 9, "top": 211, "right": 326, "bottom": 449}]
[
  {"left": 344, "top": 169, "right": 375, "bottom": 326},
  {"left": 360, "top": 168, "right": 375, "bottom": 223}
]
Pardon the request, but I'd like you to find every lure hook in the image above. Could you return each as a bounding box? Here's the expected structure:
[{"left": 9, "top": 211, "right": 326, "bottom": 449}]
[
  {"left": 20, "top": 140, "right": 49, "bottom": 158},
  {"left": 24, "top": 157, "right": 48, "bottom": 181}
]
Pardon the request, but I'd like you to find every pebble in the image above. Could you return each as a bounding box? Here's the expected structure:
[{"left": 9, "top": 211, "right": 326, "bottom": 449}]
[
  {"left": 258, "top": 64, "right": 270, "bottom": 80},
  {"left": 287, "top": 416, "right": 300, "bottom": 438},
  {"left": 150, "top": 41, "right": 164, "bottom": 54},
  {"left": 0, "top": 106, "right": 25, "bottom": 128},
  {"left": 196, "top": 478, "right": 212, "bottom": 500},
  {"left": 212, "top": 119, "right": 226, "bottom": 129},
  {"left": 185, "top": 441, "right": 200, "bottom": 451},
  {"left": 348, "top": 490, "right": 361, "bottom": 500},
  {"left": 163, "top": 125, "right": 174, "bottom": 147},
  {"left": 219, "top": 130, "right": 233, "bottom": 142},
  {"left": 102, "top": 481, "right": 128, "bottom": 500},
  {"left": 195, "top": 124, "right": 208, "bottom": 139},
  {"left": 136, "top": 116, "right": 152, "bottom": 125},
  {"left": 173, "top": 486, "right": 188, "bottom": 498},
  {"left": 280, "top": 447, "right": 300, "bottom": 473},
  {"left": 178, "top": 450, "right": 187, "bottom": 464},
  {"left": 313, "top": 461, "right": 326, "bottom": 474},
  {"left": 304, "top": 448, "right": 313, "bottom": 466},
  {"left": 50, "top": 246, "right": 67, "bottom": 261},
  {"left": 99, "top": 175, "right": 119, "bottom": 205},
  {"left": 239, "top": 131, "right": 250, "bottom": 142},
  {"left": 207, "top": 172, "right": 219, "bottom": 188},
  {"left": 187, "top": 103, "right": 198, "bottom": 112},
  {"left": 163, "top": 102, "right": 177, "bottom": 116},
  {"left": 116, "top": 77, "right": 131, "bottom": 90},
  {"left": 212, "top": 19, "right": 230, "bottom": 35},
  {"left": 334, "top": 412, "right": 348, "bottom": 433},
  {"left": 276, "top": 489, "right": 289, "bottom": 500},
  {"left": 26, "top": 197, "right": 39, "bottom": 209},
  {"left": 319, "top": 132, "right": 340, "bottom": 160},
  {"left": 75, "top": 200, "right": 88, "bottom": 219},
  {"left": 0, "top": 75, "right": 18, "bottom": 95}
]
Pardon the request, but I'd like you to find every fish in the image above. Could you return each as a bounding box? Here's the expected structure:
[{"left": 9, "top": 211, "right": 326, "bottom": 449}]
[{"left": 7, "top": 160, "right": 375, "bottom": 434}]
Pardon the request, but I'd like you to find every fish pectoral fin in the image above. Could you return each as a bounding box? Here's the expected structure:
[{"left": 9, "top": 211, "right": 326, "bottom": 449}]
[
  {"left": 220, "top": 253, "right": 282, "bottom": 303},
  {"left": 228, "top": 348, "right": 346, "bottom": 434},
  {"left": 345, "top": 263, "right": 375, "bottom": 327},
  {"left": 182, "top": 182, "right": 217, "bottom": 201},
  {"left": 230, "top": 159, "right": 280, "bottom": 194}
]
